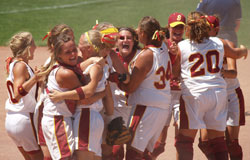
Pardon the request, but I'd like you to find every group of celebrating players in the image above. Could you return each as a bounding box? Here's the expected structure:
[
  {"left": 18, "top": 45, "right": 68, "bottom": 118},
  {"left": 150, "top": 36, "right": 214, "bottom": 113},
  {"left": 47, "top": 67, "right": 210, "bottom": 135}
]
[{"left": 5, "top": 10, "right": 248, "bottom": 160}]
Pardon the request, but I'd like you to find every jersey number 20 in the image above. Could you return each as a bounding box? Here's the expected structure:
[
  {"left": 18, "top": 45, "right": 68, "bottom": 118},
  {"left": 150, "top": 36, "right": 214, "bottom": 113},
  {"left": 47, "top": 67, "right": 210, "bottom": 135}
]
[{"left": 189, "top": 50, "right": 220, "bottom": 77}]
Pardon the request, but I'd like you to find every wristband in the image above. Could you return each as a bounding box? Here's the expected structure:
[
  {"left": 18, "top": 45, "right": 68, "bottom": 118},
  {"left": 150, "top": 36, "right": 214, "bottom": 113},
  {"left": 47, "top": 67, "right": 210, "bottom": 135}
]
[
  {"left": 75, "top": 87, "right": 85, "bottom": 100},
  {"left": 18, "top": 85, "right": 28, "bottom": 96},
  {"left": 107, "top": 72, "right": 120, "bottom": 84},
  {"left": 118, "top": 73, "right": 127, "bottom": 82}
]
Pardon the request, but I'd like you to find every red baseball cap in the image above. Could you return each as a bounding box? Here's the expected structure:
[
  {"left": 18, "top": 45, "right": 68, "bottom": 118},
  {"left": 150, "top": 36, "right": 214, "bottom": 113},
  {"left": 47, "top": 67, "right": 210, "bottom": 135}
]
[
  {"left": 206, "top": 15, "right": 220, "bottom": 28},
  {"left": 168, "top": 12, "right": 186, "bottom": 28}
]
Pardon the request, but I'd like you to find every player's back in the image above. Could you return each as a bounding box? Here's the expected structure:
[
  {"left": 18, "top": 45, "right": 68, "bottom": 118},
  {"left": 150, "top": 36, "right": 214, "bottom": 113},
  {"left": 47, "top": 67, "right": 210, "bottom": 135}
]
[
  {"left": 179, "top": 37, "right": 226, "bottom": 93},
  {"left": 5, "top": 60, "right": 37, "bottom": 113}
]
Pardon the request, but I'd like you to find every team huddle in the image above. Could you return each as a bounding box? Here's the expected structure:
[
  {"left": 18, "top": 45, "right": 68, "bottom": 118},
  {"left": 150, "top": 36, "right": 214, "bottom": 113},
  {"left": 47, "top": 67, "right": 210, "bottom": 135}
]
[{"left": 4, "top": 10, "right": 248, "bottom": 160}]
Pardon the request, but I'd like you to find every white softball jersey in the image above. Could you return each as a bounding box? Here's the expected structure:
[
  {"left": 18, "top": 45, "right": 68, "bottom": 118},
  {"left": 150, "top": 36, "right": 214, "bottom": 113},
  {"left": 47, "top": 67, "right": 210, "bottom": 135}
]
[
  {"left": 5, "top": 60, "right": 38, "bottom": 113},
  {"left": 128, "top": 43, "right": 171, "bottom": 109},
  {"left": 43, "top": 65, "right": 75, "bottom": 117},
  {"left": 179, "top": 37, "right": 227, "bottom": 94},
  {"left": 5, "top": 60, "right": 40, "bottom": 152},
  {"left": 76, "top": 63, "right": 109, "bottom": 112},
  {"left": 109, "top": 49, "right": 141, "bottom": 109}
]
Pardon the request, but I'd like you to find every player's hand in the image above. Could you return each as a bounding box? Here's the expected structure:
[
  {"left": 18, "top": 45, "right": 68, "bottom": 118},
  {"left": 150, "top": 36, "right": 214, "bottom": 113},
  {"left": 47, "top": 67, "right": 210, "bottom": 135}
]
[
  {"left": 240, "top": 45, "right": 248, "bottom": 59},
  {"left": 220, "top": 67, "right": 225, "bottom": 78},
  {"left": 34, "top": 67, "right": 46, "bottom": 82},
  {"left": 169, "top": 41, "right": 178, "bottom": 55},
  {"left": 48, "top": 90, "right": 63, "bottom": 103},
  {"left": 90, "top": 57, "right": 105, "bottom": 67}
]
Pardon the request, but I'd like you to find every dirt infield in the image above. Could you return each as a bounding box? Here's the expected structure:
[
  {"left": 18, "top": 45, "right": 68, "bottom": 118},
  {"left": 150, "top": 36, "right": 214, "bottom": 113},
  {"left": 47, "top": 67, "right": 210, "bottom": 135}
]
[{"left": 0, "top": 46, "right": 249, "bottom": 159}]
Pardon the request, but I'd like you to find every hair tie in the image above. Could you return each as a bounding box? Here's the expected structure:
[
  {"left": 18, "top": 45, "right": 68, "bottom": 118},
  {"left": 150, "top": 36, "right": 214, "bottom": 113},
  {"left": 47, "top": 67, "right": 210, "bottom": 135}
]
[
  {"left": 92, "top": 20, "right": 99, "bottom": 30},
  {"left": 5, "top": 57, "right": 13, "bottom": 74},
  {"left": 85, "top": 32, "right": 99, "bottom": 52},
  {"left": 100, "top": 27, "right": 118, "bottom": 35},
  {"left": 42, "top": 32, "right": 51, "bottom": 41},
  {"left": 200, "top": 15, "right": 211, "bottom": 27},
  {"left": 100, "top": 27, "right": 119, "bottom": 45},
  {"left": 101, "top": 34, "right": 117, "bottom": 44},
  {"left": 61, "top": 28, "right": 69, "bottom": 33},
  {"left": 152, "top": 30, "right": 160, "bottom": 41}
]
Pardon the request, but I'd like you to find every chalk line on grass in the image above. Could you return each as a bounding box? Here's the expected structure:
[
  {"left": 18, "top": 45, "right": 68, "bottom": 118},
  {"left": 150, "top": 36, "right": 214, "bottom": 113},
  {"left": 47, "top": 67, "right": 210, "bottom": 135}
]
[{"left": 0, "top": 0, "right": 114, "bottom": 14}]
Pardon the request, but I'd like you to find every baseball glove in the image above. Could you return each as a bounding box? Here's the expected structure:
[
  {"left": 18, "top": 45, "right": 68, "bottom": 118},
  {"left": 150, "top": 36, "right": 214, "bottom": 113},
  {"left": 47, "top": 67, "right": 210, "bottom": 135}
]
[{"left": 106, "top": 116, "right": 132, "bottom": 145}]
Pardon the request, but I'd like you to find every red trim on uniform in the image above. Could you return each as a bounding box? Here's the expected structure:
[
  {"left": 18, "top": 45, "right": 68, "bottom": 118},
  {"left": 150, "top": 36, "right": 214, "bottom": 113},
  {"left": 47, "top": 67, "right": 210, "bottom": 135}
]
[
  {"left": 75, "top": 87, "right": 85, "bottom": 100},
  {"left": 46, "top": 87, "right": 76, "bottom": 114},
  {"left": 45, "top": 88, "right": 50, "bottom": 94},
  {"left": 129, "top": 105, "right": 146, "bottom": 144},
  {"left": 179, "top": 96, "right": 189, "bottom": 129},
  {"left": 235, "top": 87, "right": 245, "bottom": 126},
  {"left": 78, "top": 108, "right": 90, "bottom": 151},
  {"left": 64, "top": 100, "right": 77, "bottom": 114},
  {"left": 29, "top": 113, "right": 38, "bottom": 142},
  {"left": 6, "top": 80, "right": 18, "bottom": 103},
  {"left": 54, "top": 116, "right": 72, "bottom": 158},
  {"left": 35, "top": 82, "right": 39, "bottom": 101},
  {"left": 37, "top": 102, "right": 46, "bottom": 145}
]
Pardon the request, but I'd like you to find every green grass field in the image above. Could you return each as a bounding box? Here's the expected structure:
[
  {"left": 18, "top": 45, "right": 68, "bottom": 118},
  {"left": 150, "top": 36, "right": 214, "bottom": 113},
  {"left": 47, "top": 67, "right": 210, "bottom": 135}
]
[{"left": 0, "top": 0, "right": 249, "bottom": 46}]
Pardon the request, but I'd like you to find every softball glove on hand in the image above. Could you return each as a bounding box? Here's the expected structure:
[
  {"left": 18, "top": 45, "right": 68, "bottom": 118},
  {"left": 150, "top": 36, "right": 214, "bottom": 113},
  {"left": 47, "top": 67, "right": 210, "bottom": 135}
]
[{"left": 106, "top": 116, "right": 132, "bottom": 145}]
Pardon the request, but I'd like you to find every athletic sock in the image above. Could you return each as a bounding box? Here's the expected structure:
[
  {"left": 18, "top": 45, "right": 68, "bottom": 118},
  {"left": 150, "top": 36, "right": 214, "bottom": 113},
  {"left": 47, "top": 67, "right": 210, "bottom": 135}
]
[
  {"left": 175, "top": 134, "right": 194, "bottom": 160},
  {"left": 151, "top": 141, "right": 166, "bottom": 157},
  {"left": 227, "top": 139, "right": 243, "bottom": 160},
  {"left": 209, "top": 137, "right": 229, "bottom": 160}
]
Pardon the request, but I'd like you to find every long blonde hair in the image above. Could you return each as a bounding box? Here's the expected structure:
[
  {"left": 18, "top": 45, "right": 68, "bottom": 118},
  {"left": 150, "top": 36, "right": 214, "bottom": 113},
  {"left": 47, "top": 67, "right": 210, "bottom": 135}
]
[
  {"left": 47, "top": 24, "right": 74, "bottom": 52},
  {"left": 39, "top": 24, "right": 75, "bottom": 77},
  {"left": 6, "top": 32, "right": 34, "bottom": 74},
  {"left": 9, "top": 32, "right": 33, "bottom": 58},
  {"left": 82, "top": 29, "right": 118, "bottom": 54},
  {"left": 39, "top": 33, "right": 73, "bottom": 77}
]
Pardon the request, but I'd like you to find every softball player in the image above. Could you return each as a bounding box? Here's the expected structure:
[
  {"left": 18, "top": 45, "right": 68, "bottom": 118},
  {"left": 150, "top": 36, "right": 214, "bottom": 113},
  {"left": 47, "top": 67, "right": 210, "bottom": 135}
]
[
  {"left": 93, "top": 23, "right": 133, "bottom": 160},
  {"left": 48, "top": 28, "right": 121, "bottom": 160},
  {"left": 40, "top": 32, "right": 85, "bottom": 159},
  {"left": 198, "top": 15, "right": 245, "bottom": 160},
  {"left": 5, "top": 32, "right": 44, "bottom": 160},
  {"left": 174, "top": 11, "right": 248, "bottom": 160},
  {"left": 118, "top": 16, "right": 172, "bottom": 160},
  {"left": 102, "top": 27, "right": 141, "bottom": 160},
  {"left": 148, "top": 12, "right": 186, "bottom": 160},
  {"left": 33, "top": 24, "right": 75, "bottom": 160}
]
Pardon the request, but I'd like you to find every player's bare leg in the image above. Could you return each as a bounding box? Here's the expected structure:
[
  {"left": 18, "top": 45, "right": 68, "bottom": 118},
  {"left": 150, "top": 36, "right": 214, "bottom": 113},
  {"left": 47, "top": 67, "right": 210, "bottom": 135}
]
[
  {"left": 101, "top": 144, "right": 113, "bottom": 160},
  {"left": 75, "top": 150, "right": 95, "bottom": 160},
  {"left": 41, "top": 145, "right": 51, "bottom": 160},
  {"left": 18, "top": 147, "right": 31, "bottom": 160},
  {"left": 146, "top": 125, "right": 168, "bottom": 160}
]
